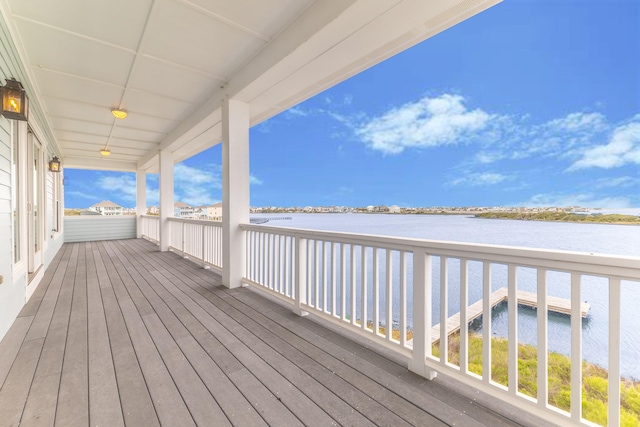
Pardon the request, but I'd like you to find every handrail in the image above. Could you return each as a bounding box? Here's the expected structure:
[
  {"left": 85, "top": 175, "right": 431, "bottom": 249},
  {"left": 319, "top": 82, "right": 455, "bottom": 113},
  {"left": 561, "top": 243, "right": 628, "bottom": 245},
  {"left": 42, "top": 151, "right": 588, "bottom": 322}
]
[
  {"left": 240, "top": 223, "right": 640, "bottom": 280},
  {"left": 167, "top": 217, "right": 222, "bottom": 226}
]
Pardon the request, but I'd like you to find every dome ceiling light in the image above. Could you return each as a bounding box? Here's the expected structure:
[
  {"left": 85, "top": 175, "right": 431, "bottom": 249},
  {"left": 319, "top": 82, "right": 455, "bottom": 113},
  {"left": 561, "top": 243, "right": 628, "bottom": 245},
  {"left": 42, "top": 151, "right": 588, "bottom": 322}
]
[{"left": 111, "top": 108, "right": 128, "bottom": 119}]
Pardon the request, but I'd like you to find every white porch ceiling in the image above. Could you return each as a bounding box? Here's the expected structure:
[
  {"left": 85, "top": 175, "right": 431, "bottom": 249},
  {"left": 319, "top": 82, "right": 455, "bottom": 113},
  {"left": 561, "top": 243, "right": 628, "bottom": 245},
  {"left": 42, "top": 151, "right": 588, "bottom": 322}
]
[{"left": 1, "top": 0, "right": 500, "bottom": 172}]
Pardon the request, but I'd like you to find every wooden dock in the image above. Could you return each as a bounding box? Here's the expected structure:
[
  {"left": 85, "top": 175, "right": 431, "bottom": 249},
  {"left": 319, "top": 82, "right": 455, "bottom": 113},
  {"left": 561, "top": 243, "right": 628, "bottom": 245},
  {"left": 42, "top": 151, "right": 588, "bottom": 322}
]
[{"left": 430, "top": 287, "right": 589, "bottom": 345}]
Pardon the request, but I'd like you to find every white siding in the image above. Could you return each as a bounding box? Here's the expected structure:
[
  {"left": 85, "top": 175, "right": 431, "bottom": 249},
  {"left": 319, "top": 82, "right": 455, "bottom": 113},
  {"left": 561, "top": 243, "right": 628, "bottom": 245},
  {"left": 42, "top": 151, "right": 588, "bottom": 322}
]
[
  {"left": 64, "top": 216, "right": 136, "bottom": 242},
  {"left": 0, "top": 12, "right": 62, "bottom": 340}
]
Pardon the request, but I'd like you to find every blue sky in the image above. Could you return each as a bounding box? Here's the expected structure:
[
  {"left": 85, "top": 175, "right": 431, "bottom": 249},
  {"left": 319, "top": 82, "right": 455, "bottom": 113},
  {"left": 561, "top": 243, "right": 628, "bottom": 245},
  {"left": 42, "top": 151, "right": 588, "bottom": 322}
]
[{"left": 66, "top": 0, "right": 640, "bottom": 209}]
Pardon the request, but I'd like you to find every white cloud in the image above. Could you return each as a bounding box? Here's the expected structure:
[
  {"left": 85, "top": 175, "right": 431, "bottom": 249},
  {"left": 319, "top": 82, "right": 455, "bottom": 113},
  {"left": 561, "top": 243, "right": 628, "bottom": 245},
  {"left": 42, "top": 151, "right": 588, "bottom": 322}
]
[
  {"left": 286, "top": 106, "right": 308, "bottom": 118},
  {"left": 474, "top": 151, "right": 505, "bottom": 164},
  {"left": 97, "top": 175, "right": 137, "bottom": 201},
  {"left": 173, "top": 163, "right": 221, "bottom": 206},
  {"left": 449, "top": 172, "right": 511, "bottom": 187},
  {"left": 250, "top": 175, "right": 263, "bottom": 185},
  {"left": 522, "top": 192, "right": 633, "bottom": 208},
  {"left": 355, "top": 94, "right": 493, "bottom": 154},
  {"left": 66, "top": 190, "right": 96, "bottom": 200},
  {"left": 569, "top": 122, "right": 640, "bottom": 170},
  {"left": 175, "top": 163, "right": 221, "bottom": 187},
  {"left": 593, "top": 176, "right": 640, "bottom": 189},
  {"left": 546, "top": 112, "right": 607, "bottom": 133}
]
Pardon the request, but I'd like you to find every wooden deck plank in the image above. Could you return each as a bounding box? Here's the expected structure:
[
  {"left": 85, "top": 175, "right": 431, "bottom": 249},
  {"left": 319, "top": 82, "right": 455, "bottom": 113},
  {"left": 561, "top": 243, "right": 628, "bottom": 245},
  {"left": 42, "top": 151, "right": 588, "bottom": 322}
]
[
  {"left": 18, "top": 245, "right": 75, "bottom": 427},
  {"left": 1, "top": 239, "right": 532, "bottom": 427},
  {"left": 20, "top": 318, "right": 71, "bottom": 427},
  {"left": 85, "top": 242, "right": 125, "bottom": 427},
  {"left": 95, "top": 242, "right": 196, "bottom": 427},
  {"left": 108, "top": 241, "right": 267, "bottom": 427},
  {"left": 135, "top": 243, "right": 422, "bottom": 427},
  {"left": 91, "top": 243, "right": 160, "bottom": 427},
  {"left": 114, "top": 242, "right": 375, "bottom": 427},
  {"left": 23, "top": 245, "right": 71, "bottom": 342},
  {"left": 117, "top": 241, "right": 304, "bottom": 427},
  {"left": 0, "top": 317, "right": 33, "bottom": 390},
  {"left": 17, "top": 245, "right": 67, "bottom": 319},
  {"left": 150, "top": 241, "right": 518, "bottom": 427},
  {"left": 239, "top": 289, "right": 519, "bottom": 427},
  {"left": 142, "top": 313, "right": 232, "bottom": 427},
  {"left": 0, "top": 337, "right": 45, "bottom": 427},
  {"left": 55, "top": 243, "right": 90, "bottom": 427},
  {"left": 101, "top": 241, "right": 231, "bottom": 427},
  {"left": 123, "top": 245, "right": 349, "bottom": 427},
  {"left": 114, "top": 241, "right": 307, "bottom": 427}
]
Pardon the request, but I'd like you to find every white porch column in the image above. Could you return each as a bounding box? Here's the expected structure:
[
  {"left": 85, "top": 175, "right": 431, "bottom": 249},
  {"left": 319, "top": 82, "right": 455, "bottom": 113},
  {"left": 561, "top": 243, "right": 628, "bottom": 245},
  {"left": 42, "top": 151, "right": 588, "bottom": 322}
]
[
  {"left": 159, "top": 150, "right": 174, "bottom": 252},
  {"left": 136, "top": 169, "right": 146, "bottom": 238},
  {"left": 222, "top": 97, "right": 250, "bottom": 289}
]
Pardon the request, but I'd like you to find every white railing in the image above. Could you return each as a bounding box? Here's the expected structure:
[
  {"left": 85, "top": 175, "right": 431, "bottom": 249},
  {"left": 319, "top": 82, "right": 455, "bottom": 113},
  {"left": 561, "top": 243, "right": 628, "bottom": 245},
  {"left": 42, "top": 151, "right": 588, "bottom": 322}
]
[
  {"left": 140, "top": 215, "right": 160, "bottom": 243},
  {"left": 240, "top": 223, "right": 640, "bottom": 427},
  {"left": 167, "top": 217, "right": 223, "bottom": 270}
]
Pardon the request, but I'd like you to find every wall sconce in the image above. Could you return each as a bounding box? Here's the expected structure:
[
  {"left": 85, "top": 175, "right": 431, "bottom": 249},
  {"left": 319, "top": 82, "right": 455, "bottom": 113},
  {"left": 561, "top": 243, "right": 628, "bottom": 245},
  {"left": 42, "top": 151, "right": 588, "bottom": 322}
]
[
  {"left": 49, "top": 156, "right": 61, "bottom": 172},
  {"left": 1, "top": 78, "right": 29, "bottom": 121}
]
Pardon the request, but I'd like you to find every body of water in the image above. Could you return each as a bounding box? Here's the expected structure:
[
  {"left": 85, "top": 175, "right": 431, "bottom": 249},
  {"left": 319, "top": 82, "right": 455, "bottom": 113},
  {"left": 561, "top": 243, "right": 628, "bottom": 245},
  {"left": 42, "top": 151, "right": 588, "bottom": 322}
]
[{"left": 256, "top": 213, "right": 640, "bottom": 379}]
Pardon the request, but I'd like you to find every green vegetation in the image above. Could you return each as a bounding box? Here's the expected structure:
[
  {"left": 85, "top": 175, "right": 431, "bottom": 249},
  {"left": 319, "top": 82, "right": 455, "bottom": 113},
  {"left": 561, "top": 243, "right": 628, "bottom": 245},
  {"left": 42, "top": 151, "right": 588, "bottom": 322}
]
[
  {"left": 432, "top": 333, "right": 640, "bottom": 426},
  {"left": 475, "top": 211, "right": 640, "bottom": 225},
  {"left": 64, "top": 209, "right": 80, "bottom": 216}
]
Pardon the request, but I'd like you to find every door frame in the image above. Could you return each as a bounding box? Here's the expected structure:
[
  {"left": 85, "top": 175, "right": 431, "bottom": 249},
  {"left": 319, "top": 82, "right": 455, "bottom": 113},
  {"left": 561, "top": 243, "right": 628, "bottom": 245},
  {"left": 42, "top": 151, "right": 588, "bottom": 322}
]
[{"left": 27, "top": 129, "right": 43, "bottom": 276}]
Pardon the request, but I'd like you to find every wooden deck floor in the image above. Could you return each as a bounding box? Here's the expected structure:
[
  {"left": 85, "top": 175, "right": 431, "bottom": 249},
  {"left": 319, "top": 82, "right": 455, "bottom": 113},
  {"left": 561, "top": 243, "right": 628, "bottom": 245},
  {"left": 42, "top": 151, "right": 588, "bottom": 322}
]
[{"left": 0, "top": 239, "right": 528, "bottom": 427}]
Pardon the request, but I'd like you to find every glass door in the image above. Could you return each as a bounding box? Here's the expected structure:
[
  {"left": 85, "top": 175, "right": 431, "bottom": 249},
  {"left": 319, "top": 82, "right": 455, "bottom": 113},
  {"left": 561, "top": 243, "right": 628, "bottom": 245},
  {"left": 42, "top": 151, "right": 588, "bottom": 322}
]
[{"left": 27, "top": 130, "right": 42, "bottom": 275}]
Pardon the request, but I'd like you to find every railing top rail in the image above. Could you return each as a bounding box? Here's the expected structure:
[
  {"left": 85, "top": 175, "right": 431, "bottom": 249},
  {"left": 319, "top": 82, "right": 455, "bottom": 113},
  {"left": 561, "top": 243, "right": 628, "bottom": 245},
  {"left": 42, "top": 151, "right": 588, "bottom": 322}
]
[
  {"left": 240, "top": 223, "right": 640, "bottom": 280},
  {"left": 168, "top": 217, "right": 223, "bottom": 226},
  {"left": 141, "top": 215, "right": 159, "bottom": 219},
  {"left": 65, "top": 215, "right": 136, "bottom": 220}
]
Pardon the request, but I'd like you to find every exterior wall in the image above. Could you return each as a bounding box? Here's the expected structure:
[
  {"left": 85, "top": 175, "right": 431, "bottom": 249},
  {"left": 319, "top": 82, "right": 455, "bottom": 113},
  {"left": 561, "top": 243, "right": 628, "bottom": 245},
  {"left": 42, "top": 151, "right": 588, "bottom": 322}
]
[
  {"left": 207, "top": 205, "right": 222, "bottom": 220},
  {"left": 0, "top": 12, "right": 64, "bottom": 341},
  {"left": 64, "top": 216, "right": 136, "bottom": 242}
]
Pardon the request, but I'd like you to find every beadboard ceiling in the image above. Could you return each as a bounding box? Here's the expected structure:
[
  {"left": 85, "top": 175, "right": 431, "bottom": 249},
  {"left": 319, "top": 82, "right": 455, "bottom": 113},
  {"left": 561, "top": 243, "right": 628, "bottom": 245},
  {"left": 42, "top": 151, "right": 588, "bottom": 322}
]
[{"left": 1, "top": 0, "right": 500, "bottom": 172}]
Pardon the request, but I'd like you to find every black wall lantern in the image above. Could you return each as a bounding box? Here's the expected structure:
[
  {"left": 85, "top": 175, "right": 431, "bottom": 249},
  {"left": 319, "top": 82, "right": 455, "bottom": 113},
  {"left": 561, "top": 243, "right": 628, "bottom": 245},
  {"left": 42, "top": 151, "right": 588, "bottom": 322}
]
[
  {"left": 49, "top": 156, "right": 61, "bottom": 172},
  {"left": 1, "top": 78, "right": 29, "bottom": 121}
]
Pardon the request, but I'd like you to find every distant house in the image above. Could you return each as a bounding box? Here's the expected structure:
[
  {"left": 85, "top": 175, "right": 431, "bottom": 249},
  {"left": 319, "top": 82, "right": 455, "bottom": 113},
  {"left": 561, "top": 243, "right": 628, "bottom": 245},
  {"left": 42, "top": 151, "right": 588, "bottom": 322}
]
[
  {"left": 206, "top": 202, "right": 222, "bottom": 221},
  {"left": 174, "top": 201, "right": 195, "bottom": 218},
  {"left": 389, "top": 205, "right": 401, "bottom": 214},
  {"left": 147, "top": 206, "right": 159, "bottom": 215},
  {"left": 89, "top": 200, "right": 123, "bottom": 216}
]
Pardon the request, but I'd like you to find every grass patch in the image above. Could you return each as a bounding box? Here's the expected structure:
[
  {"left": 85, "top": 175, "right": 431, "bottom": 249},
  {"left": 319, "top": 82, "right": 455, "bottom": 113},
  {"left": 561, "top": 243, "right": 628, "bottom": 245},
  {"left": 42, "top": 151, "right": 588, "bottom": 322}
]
[
  {"left": 475, "top": 212, "right": 640, "bottom": 225},
  {"left": 431, "top": 333, "right": 640, "bottom": 426}
]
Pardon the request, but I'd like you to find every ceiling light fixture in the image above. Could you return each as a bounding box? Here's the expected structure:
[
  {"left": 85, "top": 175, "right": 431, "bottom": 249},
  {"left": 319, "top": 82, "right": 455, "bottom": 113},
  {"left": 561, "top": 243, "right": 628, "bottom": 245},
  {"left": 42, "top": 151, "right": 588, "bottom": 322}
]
[
  {"left": 49, "top": 156, "right": 61, "bottom": 172},
  {"left": 111, "top": 108, "right": 128, "bottom": 119},
  {"left": 100, "top": 149, "right": 111, "bottom": 156},
  {"left": 1, "top": 78, "right": 29, "bottom": 121}
]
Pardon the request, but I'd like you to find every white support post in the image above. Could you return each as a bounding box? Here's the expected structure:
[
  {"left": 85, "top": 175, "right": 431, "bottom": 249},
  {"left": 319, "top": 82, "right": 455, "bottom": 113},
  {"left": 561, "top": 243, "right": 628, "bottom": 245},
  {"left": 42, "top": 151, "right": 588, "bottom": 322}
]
[
  {"left": 294, "top": 237, "right": 308, "bottom": 317},
  {"left": 159, "top": 150, "right": 174, "bottom": 252},
  {"left": 222, "top": 97, "right": 250, "bottom": 289},
  {"left": 409, "top": 248, "right": 437, "bottom": 379},
  {"left": 136, "top": 169, "right": 146, "bottom": 238}
]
